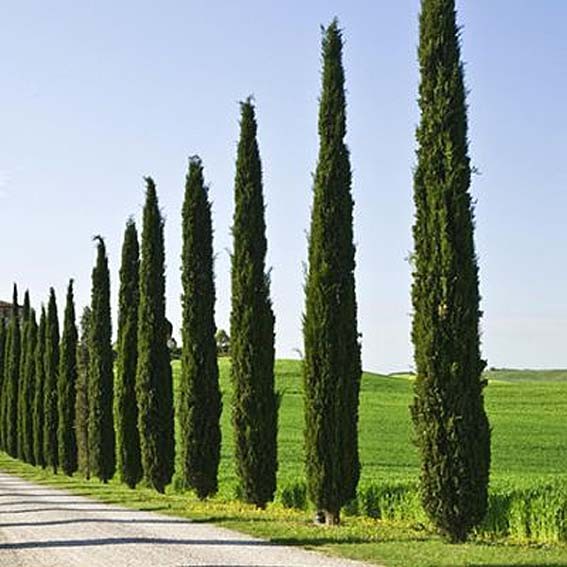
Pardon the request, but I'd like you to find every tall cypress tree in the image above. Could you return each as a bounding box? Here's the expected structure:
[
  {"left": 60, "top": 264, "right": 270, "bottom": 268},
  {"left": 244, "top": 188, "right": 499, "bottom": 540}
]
[
  {"left": 136, "top": 178, "right": 174, "bottom": 494},
  {"left": 0, "top": 319, "right": 12, "bottom": 452},
  {"left": 33, "top": 307, "right": 47, "bottom": 468},
  {"left": 303, "top": 20, "right": 361, "bottom": 526},
  {"left": 230, "top": 100, "right": 277, "bottom": 508},
  {"left": 88, "top": 237, "right": 116, "bottom": 482},
  {"left": 1, "top": 317, "right": 10, "bottom": 452},
  {"left": 5, "top": 284, "right": 21, "bottom": 457},
  {"left": 410, "top": 0, "right": 490, "bottom": 543},
  {"left": 16, "top": 291, "right": 30, "bottom": 460},
  {"left": 0, "top": 319, "right": 5, "bottom": 449},
  {"left": 19, "top": 291, "right": 31, "bottom": 376},
  {"left": 43, "top": 288, "right": 60, "bottom": 472},
  {"left": 75, "top": 306, "right": 91, "bottom": 478},
  {"left": 21, "top": 309, "right": 37, "bottom": 464},
  {"left": 116, "top": 219, "right": 142, "bottom": 488},
  {"left": 179, "top": 156, "right": 222, "bottom": 499},
  {"left": 17, "top": 294, "right": 27, "bottom": 461},
  {"left": 58, "top": 279, "right": 78, "bottom": 475}
]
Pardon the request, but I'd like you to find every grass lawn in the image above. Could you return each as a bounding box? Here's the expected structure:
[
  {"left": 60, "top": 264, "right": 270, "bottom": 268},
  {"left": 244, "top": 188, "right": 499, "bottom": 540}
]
[{"left": 1, "top": 359, "right": 566, "bottom": 566}]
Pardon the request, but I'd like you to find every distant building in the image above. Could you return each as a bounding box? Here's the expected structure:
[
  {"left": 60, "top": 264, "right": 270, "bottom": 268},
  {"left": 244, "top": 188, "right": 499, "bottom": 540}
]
[{"left": 0, "top": 300, "right": 20, "bottom": 323}]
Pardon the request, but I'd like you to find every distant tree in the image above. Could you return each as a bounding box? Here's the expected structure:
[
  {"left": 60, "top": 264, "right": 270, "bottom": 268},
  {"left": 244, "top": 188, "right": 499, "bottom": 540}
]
[
  {"left": 179, "top": 156, "right": 222, "bottom": 499},
  {"left": 215, "top": 329, "right": 230, "bottom": 356},
  {"left": 57, "top": 279, "right": 78, "bottom": 475},
  {"left": 43, "top": 288, "right": 60, "bottom": 472},
  {"left": 410, "top": 0, "right": 491, "bottom": 543},
  {"left": 33, "top": 306, "right": 47, "bottom": 468},
  {"left": 5, "top": 285, "right": 21, "bottom": 457},
  {"left": 75, "top": 306, "right": 91, "bottom": 478},
  {"left": 230, "top": 100, "right": 277, "bottom": 508},
  {"left": 88, "top": 237, "right": 116, "bottom": 482},
  {"left": 21, "top": 309, "right": 37, "bottom": 464},
  {"left": 136, "top": 178, "right": 175, "bottom": 493},
  {"left": 303, "top": 20, "right": 362, "bottom": 526},
  {"left": 115, "top": 219, "right": 142, "bottom": 488},
  {"left": 16, "top": 291, "right": 30, "bottom": 459}
]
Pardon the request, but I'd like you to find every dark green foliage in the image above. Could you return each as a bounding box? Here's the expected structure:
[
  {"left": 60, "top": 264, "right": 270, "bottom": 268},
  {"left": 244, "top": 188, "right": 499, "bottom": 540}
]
[
  {"left": 43, "top": 288, "right": 60, "bottom": 472},
  {"left": 410, "top": 0, "right": 491, "bottom": 543},
  {"left": 136, "top": 178, "right": 175, "bottom": 493},
  {"left": 5, "top": 284, "right": 21, "bottom": 457},
  {"left": 21, "top": 309, "right": 37, "bottom": 464},
  {"left": 57, "top": 280, "right": 78, "bottom": 475},
  {"left": 303, "top": 20, "right": 361, "bottom": 525},
  {"left": 33, "top": 307, "right": 47, "bottom": 468},
  {"left": 88, "top": 237, "right": 116, "bottom": 482},
  {"left": 19, "top": 291, "right": 30, "bottom": 375},
  {"left": 0, "top": 321, "right": 9, "bottom": 452},
  {"left": 0, "top": 319, "right": 5, "bottom": 450},
  {"left": 116, "top": 219, "right": 142, "bottom": 488},
  {"left": 179, "top": 156, "right": 222, "bottom": 499},
  {"left": 75, "top": 306, "right": 91, "bottom": 478},
  {"left": 16, "top": 292, "right": 31, "bottom": 461},
  {"left": 230, "top": 100, "right": 277, "bottom": 508}
]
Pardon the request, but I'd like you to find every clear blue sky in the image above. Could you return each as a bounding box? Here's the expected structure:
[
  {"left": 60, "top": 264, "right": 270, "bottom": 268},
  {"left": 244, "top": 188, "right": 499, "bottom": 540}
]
[{"left": 1, "top": 1, "right": 566, "bottom": 373}]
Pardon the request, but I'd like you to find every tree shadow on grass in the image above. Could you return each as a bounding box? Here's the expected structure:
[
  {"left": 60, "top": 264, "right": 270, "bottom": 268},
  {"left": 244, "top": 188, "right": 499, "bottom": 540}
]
[{"left": 271, "top": 535, "right": 424, "bottom": 547}]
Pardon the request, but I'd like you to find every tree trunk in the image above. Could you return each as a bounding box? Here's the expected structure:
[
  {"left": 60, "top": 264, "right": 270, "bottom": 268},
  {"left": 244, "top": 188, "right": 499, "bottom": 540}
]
[{"left": 323, "top": 509, "right": 340, "bottom": 526}]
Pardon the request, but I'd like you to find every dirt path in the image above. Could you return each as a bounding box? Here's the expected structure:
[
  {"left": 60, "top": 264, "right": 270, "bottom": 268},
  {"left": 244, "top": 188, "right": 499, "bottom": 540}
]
[{"left": 0, "top": 472, "right": 374, "bottom": 567}]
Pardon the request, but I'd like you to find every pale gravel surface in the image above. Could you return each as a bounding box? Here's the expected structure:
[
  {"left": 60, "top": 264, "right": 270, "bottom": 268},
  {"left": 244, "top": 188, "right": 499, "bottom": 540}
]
[{"left": 0, "top": 472, "right": 376, "bottom": 567}]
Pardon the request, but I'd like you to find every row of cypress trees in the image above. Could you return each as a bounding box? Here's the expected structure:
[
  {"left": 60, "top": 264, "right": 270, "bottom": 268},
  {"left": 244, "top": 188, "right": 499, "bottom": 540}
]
[
  {"left": 0, "top": 181, "right": 175, "bottom": 491},
  {"left": 0, "top": 1, "right": 489, "bottom": 542},
  {"left": 0, "top": 283, "right": 76, "bottom": 475}
]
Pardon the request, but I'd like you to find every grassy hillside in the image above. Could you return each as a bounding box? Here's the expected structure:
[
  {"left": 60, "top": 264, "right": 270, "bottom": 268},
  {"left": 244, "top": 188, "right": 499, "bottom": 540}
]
[
  {"left": 486, "top": 367, "right": 567, "bottom": 382},
  {"left": 175, "top": 359, "right": 567, "bottom": 496}
]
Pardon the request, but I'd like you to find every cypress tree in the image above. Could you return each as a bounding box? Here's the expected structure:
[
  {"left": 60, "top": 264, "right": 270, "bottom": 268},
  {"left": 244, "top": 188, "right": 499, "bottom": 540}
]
[
  {"left": 33, "top": 307, "right": 47, "bottom": 468},
  {"left": 44, "top": 288, "right": 60, "bottom": 472},
  {"left": 136, "top": 177, "right": 175, "bottom": 493},
  {"left": 75, "top": 306, "right": 91, "bottom": 478},
  {"left": 0, "top": 319, "right": 5, "bottom": 448},
  {"left": 21, "top": 309, "right": 37, "bottom": 464},
  {"left": 17, "top": 291, "right": 31, "bottom": 460},
  {"left": 1, "top": 321, "right": 11, "bottom": 452},
  {"left": 58, "top": 279, "right": 78, "bottom": 475},
  {"left": 5, "top": 284, "right": 21, "bottom": 457},
  {"left": 19, "top": 291, "right": 31, "bottom": 375},
  {"left": 116, "top": 219, "right": 142, "bottom": 488},
  {"left": 303, "top": 20, "right": 361, "bottom": 526},
  {"left": 179, "top": 156, "right": 222, "bottom": 499},
  {"left": 88, "top": 237, "right": 116, "bottom": 482},
  {"left": 410, "top": 0, "right": 491, "bottom": 543},
  {"left": 230, "top": 100, "right": 277, "bottom": 508}
]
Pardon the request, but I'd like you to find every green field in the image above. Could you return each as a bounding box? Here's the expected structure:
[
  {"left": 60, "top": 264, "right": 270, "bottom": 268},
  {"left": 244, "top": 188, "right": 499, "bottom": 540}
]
[
  {"left": 206, "top": 359, "right": 567, "bottom": 493},
  {"left": 2, "top": 359, "right": 567, "bottom": 566}
]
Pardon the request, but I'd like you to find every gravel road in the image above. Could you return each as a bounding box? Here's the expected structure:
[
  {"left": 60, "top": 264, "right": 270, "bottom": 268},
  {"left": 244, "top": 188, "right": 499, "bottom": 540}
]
[{"left": 0, "top": 472, "right": 375, "bottom": 567}]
